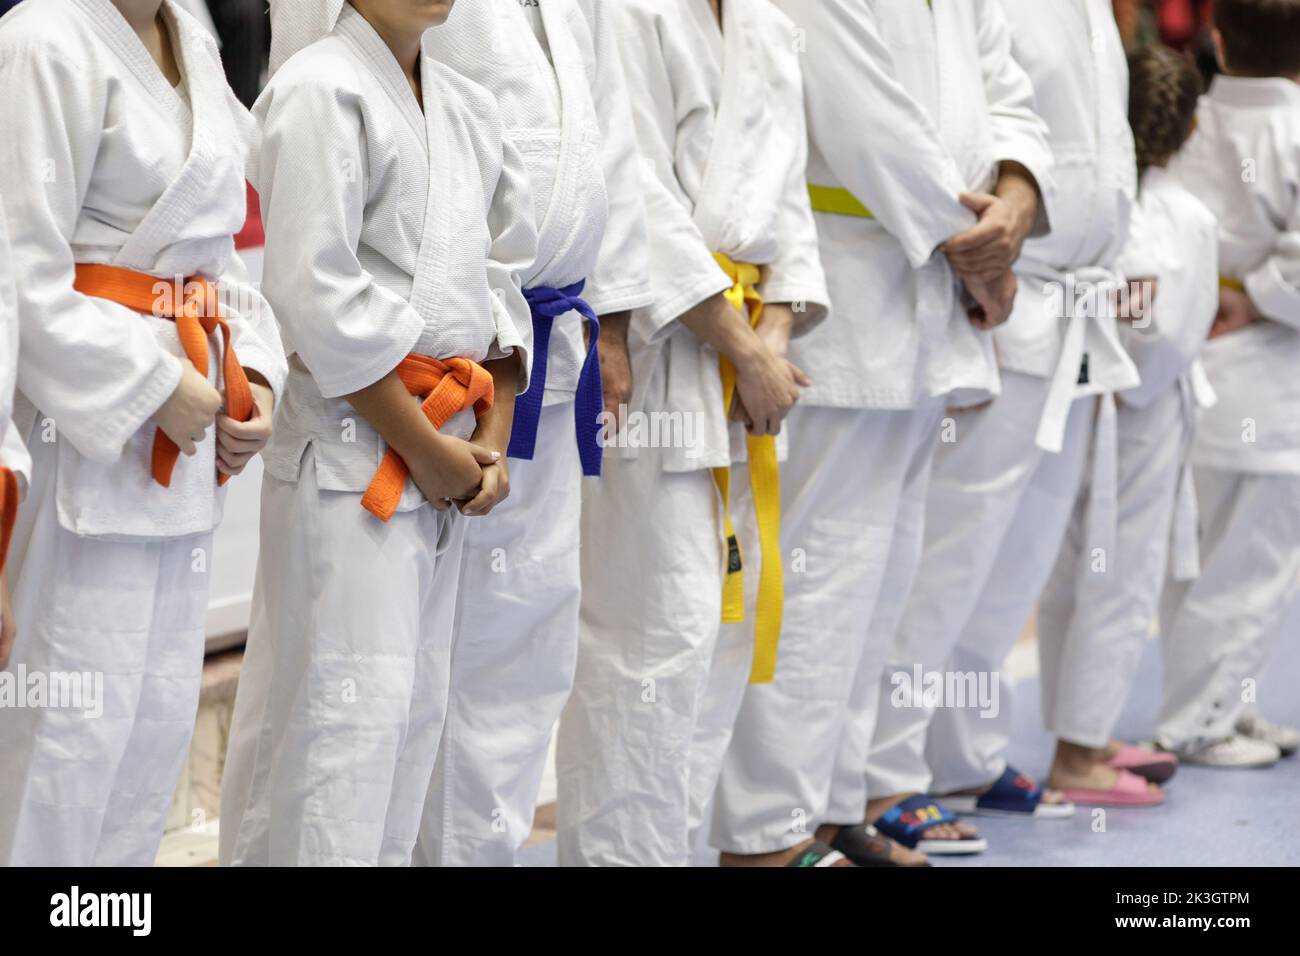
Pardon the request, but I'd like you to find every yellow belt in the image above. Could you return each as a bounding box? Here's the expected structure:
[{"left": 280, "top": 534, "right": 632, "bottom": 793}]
[
  {"left": 712, "top": 252, "right": 784, "bottom": 684},
  {"left": 1219, "top": 275, "right": 1245, "bottom": 293},
  {"left": 807, "top": 184, "right": 875, "bottom": 219}
]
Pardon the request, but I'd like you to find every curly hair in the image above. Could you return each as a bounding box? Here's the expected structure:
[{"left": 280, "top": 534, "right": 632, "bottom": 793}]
[{"left": 1128, "top": 45, "right": 1203, "bottom": 176}]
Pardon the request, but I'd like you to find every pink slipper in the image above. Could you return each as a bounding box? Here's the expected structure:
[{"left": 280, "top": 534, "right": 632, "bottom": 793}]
[
  {"left": 1061, "top": 769, "right": 1165, "bottom": 807},
  {"left": 1107, "top": 743, "right": 1178, "bottom": 784}
]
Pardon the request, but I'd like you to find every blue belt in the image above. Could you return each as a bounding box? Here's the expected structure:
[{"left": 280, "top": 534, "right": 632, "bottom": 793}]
[{"left": 507, "top": 280, "right": 603, "bottom": 476}]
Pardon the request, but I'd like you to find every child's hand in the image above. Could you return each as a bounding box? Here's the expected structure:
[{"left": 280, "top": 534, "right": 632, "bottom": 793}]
[
  {"left": 458, "top": 389, "right": 515, "bottom": 517},
  {"left": 216, "top": 379, "right": 275, "bottom": 478},
  {"left": 154, "top": 362, "right": 223, "bottom": 455},
  {"left": 406, "top": 432, "right": 493, "bottom": 512},
  {"left": 963, "top": 271, "right": 1018, "bottom": 330},
  {"left": 1210, "top": 286, "right": 1260, "bottom": 340},
  {"left": 460, "top": 457, "right": 510, "bottom": 516},
  {"left": 0, "top": 571, "right": 15, "bottom": 671}
]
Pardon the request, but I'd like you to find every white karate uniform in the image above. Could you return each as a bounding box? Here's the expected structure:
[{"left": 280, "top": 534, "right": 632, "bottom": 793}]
[
  {"left": 557, "top": 0, "right": 828, "bottom": 866},
  {"left": 708, "top": 0, "right": 1054, "bottom": 853},
  {"left": 0, "top": 205, "right": 27, "bottom": 597},
  {"left": 218, "top": 2, "right": 537, "bottom": 866},
  {"left": 0, "top": 0, "right": 287, "bottom": 866},
  {"left": 0, "top": 206, "right": 29, "bottom": 496},
  {"left": 868, "top": 0, "right": 1140, "bottom": 800},
  {"left": 1039, "top": 167, "right": 1219, "bottom": 748},
  {"left": 1157, "top": 76, "right": 1300, "bottom": 750},
  {"left": 413, "top": 0, "right": 652, "bottom": 868},
  {"left": 174, "top": 0, "right": 217, "bottom": 40}
]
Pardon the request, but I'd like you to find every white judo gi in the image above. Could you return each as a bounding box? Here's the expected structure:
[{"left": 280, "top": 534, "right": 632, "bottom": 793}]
[
  {"left": 0, "top": 206, "right": 27, "bottom": 625},
  {"left": 703, "top": 0, "right": 1054, "bottom": 854},
  {"left": 0, "top": 205, "right": 29, "bottom": 537},
  {"left": 218, "top": 2, "right": 537, "bottom": 867},
  {"left": 1038, "top": 166, "right": 1219, "bottom": 748},
  {"left": 413, "top": 0, "right": 652, "bottom": 868},
  {"left": 866, "top": 0, "right": 1140, "bottom": 801},
  {"left": 0, "top": 0, "right": 287, "bottom": 866},
  {"left": 174, "top": 0, "right": 217, "bottom": 41},
  {"left": 557, "top": 0, "right": 829, "bottom": 866},
  {"left": 1157, "top": 76, "right": 1300, "bottom": 750}
]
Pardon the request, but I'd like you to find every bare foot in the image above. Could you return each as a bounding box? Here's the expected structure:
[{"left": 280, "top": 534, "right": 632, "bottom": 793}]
[
  {"left": 815, "top": 823, "right": 929, "bottom": 866},
  {"left": 1050, "top": 740, "right": 1160, "bottom": 796},
  {"left": 865, "top": 793, "right": 979, "bottom": 842}
]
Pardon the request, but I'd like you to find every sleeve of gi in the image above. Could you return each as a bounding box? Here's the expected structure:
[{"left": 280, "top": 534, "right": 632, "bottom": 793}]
[
  {"left": 609, "top": 0, "right": 731, "bottom": 345},
  {"left": 774, "top": 0, "right": 977, "bottom": 269},
  {"left": 976, "top": 0, "right": 1056, "bottom": 238},
  {"left": 0, "top": 48, "right": 184, "bottom": 465},
  {"left": 755, "top": 9, "right": 830, "bottom": 335},
  {"left": 575, "top": 0, "right": 655, "bottom": 317},
  {"left": 253, "top": 69, "right": 426, "bottom": 400},
  {"left": 484, "top": 133, "right": 540, "bottom": 395}
]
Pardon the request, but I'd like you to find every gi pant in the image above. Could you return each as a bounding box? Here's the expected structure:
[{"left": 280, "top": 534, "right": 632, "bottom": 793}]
[
  {"left": 0, "top": 437, "right": 211, "bottom": 866},
  {"left": 708, "top": 401, "right": 945, "bottom": 854},
  {"left": 556, "top": 442, "right": 735, "bottom": 866},
  {"left": 1156, "top": 467, "right": 1300, "bottom": 749},
  {"left": 1038, "top": 387, "right": 1188, "bottom": 747},
  {"left": 868, "top": 371, "right": 1094, "bottom": 798},
  {"left": 416, "top": 402, "right": 583, "bottom": 867},
  {"left": 219, "top": 455, "right": 465, "bottom": 866}
]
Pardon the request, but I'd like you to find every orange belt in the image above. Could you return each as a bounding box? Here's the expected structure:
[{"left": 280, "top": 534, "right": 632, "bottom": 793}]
[
  {"left": 360, "top": 354, "right": 494, "bottom": 522},
  {"left": 72, "top": 263, "right": 253, "bottom": 488},
  {"left": 0, "top": 467, "right": 16, "bottom": 575}
]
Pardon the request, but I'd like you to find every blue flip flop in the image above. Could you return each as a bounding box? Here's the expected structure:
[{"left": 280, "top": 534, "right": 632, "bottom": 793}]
[
  {"left": 941, "top": 766, "right": 1075, "bottom": 819},
  {"left": 874, "top": 795, "right": 988, "bottom": 855}
]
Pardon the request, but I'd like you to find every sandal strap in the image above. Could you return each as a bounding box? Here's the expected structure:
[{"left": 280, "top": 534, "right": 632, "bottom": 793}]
[
  {"left": 786, "top": 841, "right": 852, "bottom": 868},
  {"left": 830, "top": 823, "right": 929, "bottom": 867},
  {"left": 876, "top": 795, "right": 957, "bottom": 848},
  {"left": 973, "top": 766, "right": 1043, "bottom": 813}
]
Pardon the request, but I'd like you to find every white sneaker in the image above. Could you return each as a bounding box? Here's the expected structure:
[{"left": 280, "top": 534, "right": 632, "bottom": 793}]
[
  {"left": 1176, "top": 735, "right": 1281, "bottom": 769},
  {"left": 1236, "top": 715, "right": 1300, "bottom": 757}
]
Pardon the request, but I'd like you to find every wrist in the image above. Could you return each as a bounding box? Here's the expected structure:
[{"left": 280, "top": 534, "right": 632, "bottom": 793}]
[
  {"left": 472, "top": 415, "right": 513, "bottom": 455},
  {"left": 996, "top": 163, "right": 1039, "bottom": 240},
  {"left": 756, "top": 304, "right": 796, "bottom": 336},
  {"left": 725, "top": 323, "right": 766, "bottom": 369},
  {"left": 600, "top": 310, "right": 631, "bottom": 342},
  {"left": 706, "top": 294, "right": 764, "bottom": 365}
]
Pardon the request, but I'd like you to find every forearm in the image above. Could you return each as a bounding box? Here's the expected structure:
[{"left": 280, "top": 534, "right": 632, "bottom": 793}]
[
  {"left": 600, "top": 310, "right": 631, "bottom": 344},
  {"left": 755, "top": 303, "right": 797, "bottom": 357},
  {"left": 995, "top": 161, "right": 1040, "bottom": 242},
  {"left": 345, "top": 370, "right": 442, "bottom": 463},
  {"left": 471, "top": 351, "right": 521, "bottom": 454},
  {"left": 678, "top": 293, "right": 762, "bottom": 367}
]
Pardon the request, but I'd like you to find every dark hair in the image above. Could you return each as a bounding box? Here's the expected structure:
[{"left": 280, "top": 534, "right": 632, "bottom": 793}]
[
  {"left": 1128, "top": 45, "right": 1202, "bottom": 175},
  {"left": 1214, "top": 0, "right": 1300, "bottom": 77}
]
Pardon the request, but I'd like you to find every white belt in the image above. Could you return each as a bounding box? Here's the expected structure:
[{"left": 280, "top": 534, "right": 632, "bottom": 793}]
[
  {"left": 1034, "top": 267, "right": 1134, "bottom": 453},
  {"left": 1088, "top": 392, "right": 1119, "bottom": 563},
  {"left": 1169, "top": 365, "right": 1217, "bottom": 582},
  {"left": 1032, "top": 267, "right": 1138, "bottom": 563}
]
